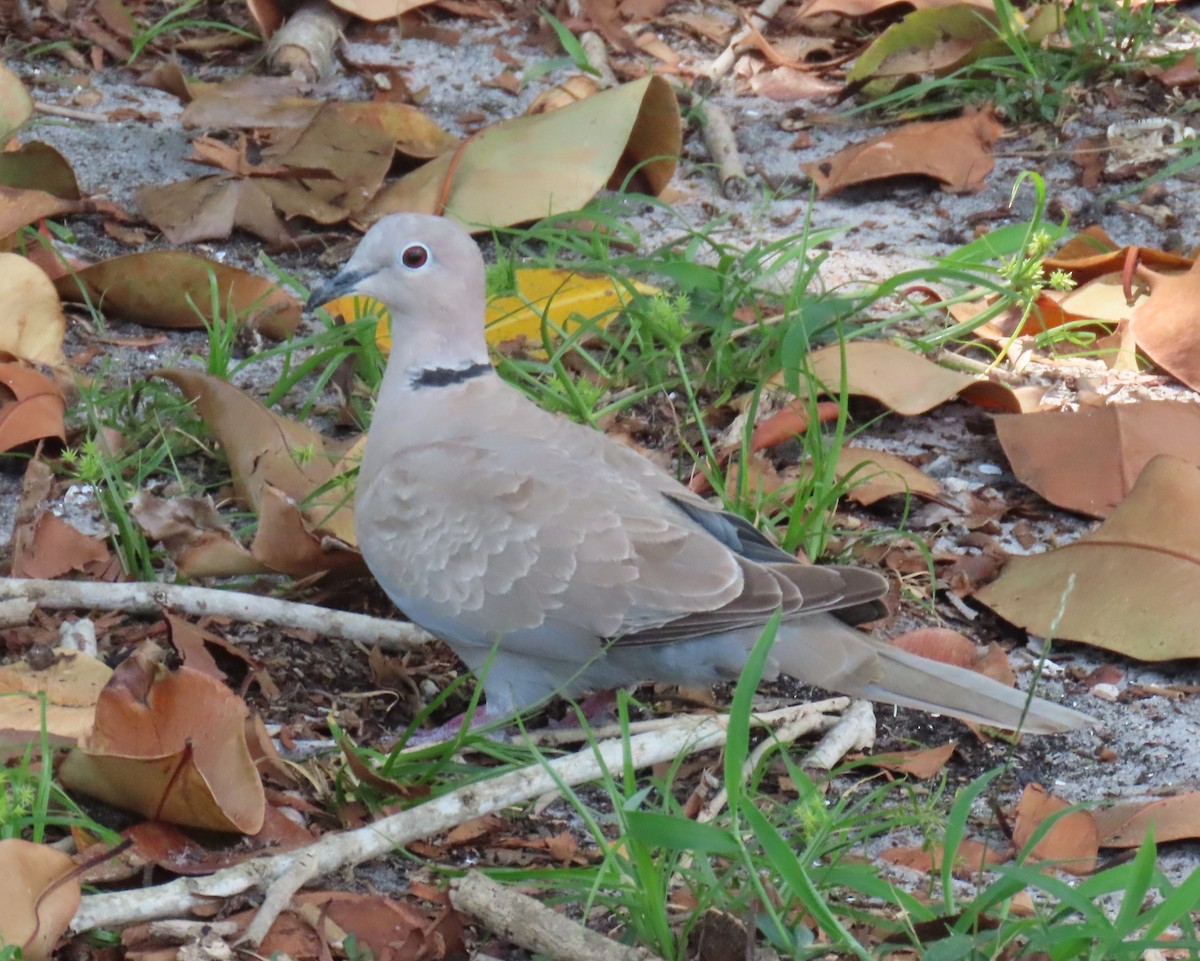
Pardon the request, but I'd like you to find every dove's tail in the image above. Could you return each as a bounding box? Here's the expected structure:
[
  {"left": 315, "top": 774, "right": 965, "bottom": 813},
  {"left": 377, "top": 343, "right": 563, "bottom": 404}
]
[{"left": 776, "top": 615, "right": 1095, "bottom": 734}]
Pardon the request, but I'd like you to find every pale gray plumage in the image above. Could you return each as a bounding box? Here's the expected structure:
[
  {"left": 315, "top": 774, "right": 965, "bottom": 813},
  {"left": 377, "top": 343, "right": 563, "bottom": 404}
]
[{"left": 309, "top": 213, "right": 1094, "bottom": 735}]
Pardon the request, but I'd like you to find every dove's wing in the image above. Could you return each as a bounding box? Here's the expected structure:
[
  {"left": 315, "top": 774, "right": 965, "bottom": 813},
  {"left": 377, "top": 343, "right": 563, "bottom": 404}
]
[{"left": 355, "top": 378, "right": 871, "bottom": 659}]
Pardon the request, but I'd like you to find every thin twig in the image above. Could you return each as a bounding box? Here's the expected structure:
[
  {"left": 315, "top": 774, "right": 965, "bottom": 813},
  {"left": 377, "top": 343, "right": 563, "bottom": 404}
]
[
  {"left": 34, "top": 101, "right": 110, "bottom": 122},
  {"left": 0, "top": 578, "right": 432, "bottom": 651}
]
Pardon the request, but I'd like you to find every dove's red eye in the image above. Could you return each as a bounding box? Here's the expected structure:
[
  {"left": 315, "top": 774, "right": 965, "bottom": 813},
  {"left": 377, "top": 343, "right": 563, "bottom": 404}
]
[{"left": 400, "top": 245, "right": 429, "bottom": 269}]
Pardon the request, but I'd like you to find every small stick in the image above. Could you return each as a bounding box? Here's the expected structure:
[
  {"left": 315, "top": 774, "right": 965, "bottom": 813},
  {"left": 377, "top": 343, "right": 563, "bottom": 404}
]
[
  {"left": 565, "top": 0, "right": 618, "bottom": 85},
  {"left": 698, "top": 101, "right": 749, "bottom": 198},
  {"left": 705, "top": 0, "right": 792, "bottom": 81},
  {"left": 0, "top": 578, "right": 432, "bottom": 651},
  {"left": 147, "top": 920, "right": 241, "bottom": 942},
  {"left": 34, "top": 101, "right": 109, "bottom": 123},
  {"left": 452, "top": 871, "right": 663, "bottom": 961},
  {"left": 803, "top": 698, "right": 876, "bottom": 770},
  {"left": 267, "top": 0, "right": 348, "bottom": 81},
  {"left": 524, "top": 699, "right": 846, "bottom": 747},
  {"left": 241, "top": 851, "right": 319, "bottom": 947},
  {"left": 695, "top": 701, "right": 839, "bottom": 825},
  {"left": 671, "top": 701, "right": 841, "bottom": 877}
]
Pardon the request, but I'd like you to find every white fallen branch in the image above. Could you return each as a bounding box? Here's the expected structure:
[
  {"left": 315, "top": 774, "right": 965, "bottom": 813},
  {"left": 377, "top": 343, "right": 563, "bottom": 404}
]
[
  {"left": 452, "top": 870, "right": 663, "bottom": 961},
  {"left": 70, "top": 705, "right": 839, "bottom": 933},
  {"left": 0, "top": 578, "right": 432, "bottom": 651},
  {"left": 0, "top": 597, "right": 36, "bottom": 628},
  {"left": 528, "top": 695, "right": 854, "bottom": 748},
  {"left": 147, "top": 920, "right": 240, "bottom": 942},
  {"left": 241, "top": 850, "right": 319, "bottom": 947},
  {"left": 803, "top": 698, "right": 876, "bottom": 770},
  {"left": 695, "top": 700, "right": 840, "bottom": 826}
]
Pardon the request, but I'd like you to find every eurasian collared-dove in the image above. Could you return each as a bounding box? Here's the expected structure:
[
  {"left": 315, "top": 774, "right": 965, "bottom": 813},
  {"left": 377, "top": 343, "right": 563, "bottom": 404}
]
[{"left": 309, "top": 214, "right": 1093, "bottom": 735}]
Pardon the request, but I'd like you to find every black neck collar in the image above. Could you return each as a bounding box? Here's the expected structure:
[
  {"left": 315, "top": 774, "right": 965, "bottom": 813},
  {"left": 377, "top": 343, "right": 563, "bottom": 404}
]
[{"left": 409, "top": 362, "right": 492, "bottom": 388}]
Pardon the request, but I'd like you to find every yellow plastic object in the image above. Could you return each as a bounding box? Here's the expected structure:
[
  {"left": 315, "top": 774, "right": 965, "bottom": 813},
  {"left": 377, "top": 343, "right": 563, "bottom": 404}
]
[
  {"left": 357, "top": 269, "right": 658, "bottom": 356},
  {"left": 484, "top": 268, "right": 658, "bottom": 355}
]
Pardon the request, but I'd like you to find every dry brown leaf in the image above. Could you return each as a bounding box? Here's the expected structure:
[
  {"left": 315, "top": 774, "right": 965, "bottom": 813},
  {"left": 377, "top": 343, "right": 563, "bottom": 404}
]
[
  {"left": 154, "top": 370, "right": 361, "bottom": 575},
  {"left": 837, "top": 446, "right": 948, "bottom": 506},
  {"left": 250, "top": 483, "right": 361, "bottom": 576},
  {"left": 890, "top": 628, "right": 1016, "bottom": 687},
  {"left": 102, "top": 805, "right": 314, "bottom": 880},
  {"left": 368, "top": 75, "right": 680, "bottom": 230},
  {"left": 976, "top": 454, "right": 1200, "bottom": 660},
  {"left": 0, "top": 185, "right": 82, "bottom": 241},
  {"left": 0, "top": 256, "right": 66, "bottom": 363},
  {"left": 0, "top": 141, "right": 81, "bottom": 201},
  {"left": 1057, "top": 273, "right": 1143, "bottom": 323},
  {"left": 59, "top": 644, "right": 266, "bottom": 833},
  {"left": 0, "top": 650, "right": 112, "bottom": 749},
  {"left": 0, "top": 61, "right": 34, "bottom": 142},
  {"left": 1045, "top": 228, "right": 1192, "bottom": 283},
  {"left": 326, "top": 0, "right": 436, "bottom": 21},
  {"left": 11, "top": 512, "right": 110, "bottom": 580},
  {"left": 253, "top": 892, "right": 464, "bottom": 961},
  {"left": 140, "top": 106, "right": 396, "bottom": 244},
  {"left": 55, "top": 251, "right": 299, "bottom": 339},
  {"left": 130, "top": 490, "right": 268, "bottom": 577},
  {"left": 994, "top": 400, "right": 1200, "bottom": 518},
  {"left": 155, "top": 369, "right": 329, "bottom": 510},
  {"left": 1130, "top": 260, "right": 1200, "bottom": 390},
  {"left": 135, "top": 175, "right": 296, "bottom": 246},
  {"left": 180, "top": 77, "right": 321, "bottom": 128},
  {"left": 801, "top": 340, "right": 1022, "bottom": 415},
  {"left": 257, "top": 106, "right": 395, "bottom": 219},
  {"left": 804, "top": 109, "right": 1004, "bottom": 196},
  {"left": 163, "top": 612, "right": 227, "bottom": 681},
  {"left": 0, "top": 839, "right": 80, "bottom": 961},
  {"left": 177, "top": 81, "right": 456, "bottom": 160},
  {"left": 1011, "top": 784, "right": 1099, "bottom": 875},
  {"left": 747, "top": 68, "right": 843, "bottom": 101},
  {"left": 331, "top": 100, "right": 458, "bottom": 159},
  {"left": 1092, "top": 793, "right": 1200, "bottom": 848},
  {"left": 0, "top": 362, "right": 66, "bottom": 452},
  {"left": 880, "top": 837, "right": 1011, "bottom": 876},
  {"left": 527, "top": 75, "right": 602, "bottom": 114},
  {"left": 859, "top": 740, "right": 956, "bottom": 779}
]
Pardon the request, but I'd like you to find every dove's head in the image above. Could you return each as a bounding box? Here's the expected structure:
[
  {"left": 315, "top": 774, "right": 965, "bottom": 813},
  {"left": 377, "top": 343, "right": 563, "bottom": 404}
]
[{"left": 308, "top": 213, "right": 490, "bottom": 380}]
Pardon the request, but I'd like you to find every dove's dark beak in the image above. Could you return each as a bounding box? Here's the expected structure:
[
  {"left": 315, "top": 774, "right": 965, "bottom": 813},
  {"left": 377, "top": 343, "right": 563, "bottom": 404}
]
[{"left": 306, "top": 267, "right": 376, "bottom": 311}]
